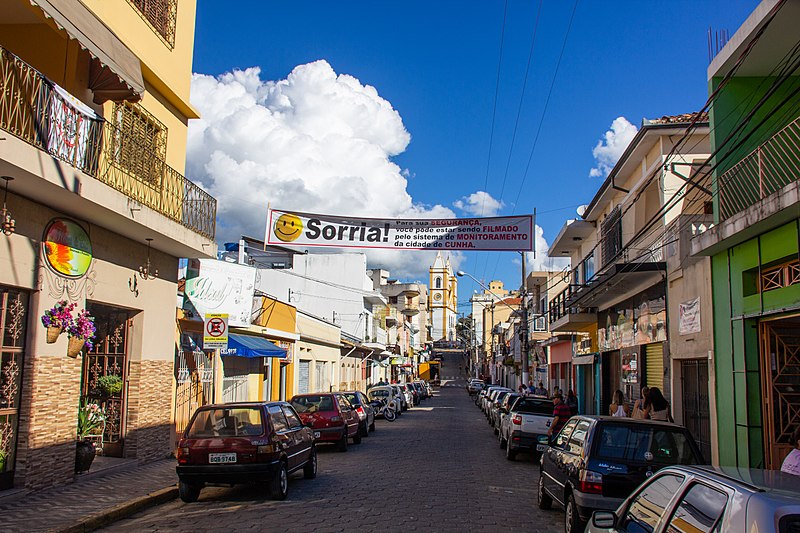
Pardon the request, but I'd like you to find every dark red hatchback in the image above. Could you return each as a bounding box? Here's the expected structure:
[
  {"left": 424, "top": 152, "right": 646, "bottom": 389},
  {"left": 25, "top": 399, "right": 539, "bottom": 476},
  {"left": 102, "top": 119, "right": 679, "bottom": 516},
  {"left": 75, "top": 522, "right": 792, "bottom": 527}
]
[
  {"left": 290, "top": 393, "right": 361, "bottom": 451},
  {"left": 176, "top": 401, "right": 316, "bottom": 502}
]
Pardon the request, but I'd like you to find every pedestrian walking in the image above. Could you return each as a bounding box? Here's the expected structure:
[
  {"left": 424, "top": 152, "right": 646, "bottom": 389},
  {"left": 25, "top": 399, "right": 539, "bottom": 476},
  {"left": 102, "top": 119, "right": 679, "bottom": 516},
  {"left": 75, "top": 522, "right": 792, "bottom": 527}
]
[
  {"left": 547, "top": 392, "right": 572, "bottom": 443},
  {"left": 566, "top": 389, "right": 578, "bottom": 415},
  {"left": 609, "top": 390, "right": 629, "bottom": 417},
  {"left": 781, "top": 426, "right": 800, "bottom": 476},
  {"left": 631, "top": 386, "right": 649, "bottom": 419},
  {"left": 643, "top": 387, "right": 672, "bottom": 422}
]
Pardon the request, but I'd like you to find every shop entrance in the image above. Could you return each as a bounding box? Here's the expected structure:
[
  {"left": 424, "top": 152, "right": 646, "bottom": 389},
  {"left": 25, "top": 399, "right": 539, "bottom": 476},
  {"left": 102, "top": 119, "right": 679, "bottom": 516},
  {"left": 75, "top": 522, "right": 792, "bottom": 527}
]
[
  {"left": 760, "top": 316, "right": 800, "bottom": 469},
  {"left": 81, "top": 303, "right": 132, "bottom": 458},
  {"left": 175, "top": 332, "right": 214, "bottom": 439}
]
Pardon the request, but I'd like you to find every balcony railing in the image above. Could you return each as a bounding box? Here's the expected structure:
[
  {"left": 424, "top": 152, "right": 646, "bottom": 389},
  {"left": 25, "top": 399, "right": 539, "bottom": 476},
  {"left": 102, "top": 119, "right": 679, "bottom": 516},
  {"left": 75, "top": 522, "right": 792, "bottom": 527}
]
[
  {"left": 548, "top": 285, "right": 596, "bottom": 324},
  {"left": 0, "top": 46, "right": 216, "bottom": 239},
  {"left": 719, "top": 114, "right": 800, "bottom": 221}
]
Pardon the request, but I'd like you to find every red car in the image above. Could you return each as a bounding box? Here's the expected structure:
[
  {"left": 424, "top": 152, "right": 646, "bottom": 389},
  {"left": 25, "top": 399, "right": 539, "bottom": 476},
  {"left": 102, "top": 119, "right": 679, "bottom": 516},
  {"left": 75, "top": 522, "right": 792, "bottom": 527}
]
[
  {"left": 290, "top": 393, "right": 361, "bottom": 451},
  {"left": 176, "top": 401, "right": 316, "bottom": 503}
]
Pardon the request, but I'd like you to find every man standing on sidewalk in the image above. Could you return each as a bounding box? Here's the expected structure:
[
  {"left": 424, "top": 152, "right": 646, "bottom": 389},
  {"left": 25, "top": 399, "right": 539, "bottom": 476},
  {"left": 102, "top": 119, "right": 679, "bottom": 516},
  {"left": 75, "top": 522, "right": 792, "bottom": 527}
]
[{"left": 547, "top": 392, "right": 572, "bottom": 443}]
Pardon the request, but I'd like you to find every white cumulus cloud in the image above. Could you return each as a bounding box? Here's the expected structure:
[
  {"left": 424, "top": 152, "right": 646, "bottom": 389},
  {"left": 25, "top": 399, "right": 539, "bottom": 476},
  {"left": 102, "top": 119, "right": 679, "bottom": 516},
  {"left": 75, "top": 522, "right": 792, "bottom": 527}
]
[
  {"left": 589, "top": 117, "right": 638, "bottom": 178},
  {"left": 453, "top": 191, "right": 504, "bottom": 217},
  {"left": 187, "top": 60, "right": 456, "bottom": 278},
  {"left": 523, "top": 225, "right": 571, "bottom": 272}
]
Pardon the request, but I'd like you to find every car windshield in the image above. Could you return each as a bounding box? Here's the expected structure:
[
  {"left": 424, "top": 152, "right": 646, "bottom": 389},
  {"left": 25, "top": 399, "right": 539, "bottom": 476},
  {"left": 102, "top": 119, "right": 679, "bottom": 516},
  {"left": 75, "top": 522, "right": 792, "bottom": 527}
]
[
  {"left": 369, "top": 389, "right": 390, "bottom": 399},
  {"left": 291, "top": 395, "right": 335, "bottom": 413},
  {"left": 595, "top": 425, "right": 701, "bottom": 465},
  {"left": 514, "top": 398, "right": 553, "bottom": 415},
  {"left": 186, "top": 407, "right": 263, "bottom": 438}
]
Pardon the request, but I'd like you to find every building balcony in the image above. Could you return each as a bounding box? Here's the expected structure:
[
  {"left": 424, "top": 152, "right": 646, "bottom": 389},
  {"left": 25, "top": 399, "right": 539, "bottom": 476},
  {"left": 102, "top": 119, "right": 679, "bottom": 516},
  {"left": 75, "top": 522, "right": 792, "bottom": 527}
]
[
  {"left": 400, "top": 301, "right": 420, "bottom": 316},
  {"left": 0, "top": 46, "right": 216, "bottom": 254},
  {"left": 548, "top": 285, "right": 597, "bottom": 332},
  {"left": 718, "top": 114, "right": 800, "bottom": 222}
]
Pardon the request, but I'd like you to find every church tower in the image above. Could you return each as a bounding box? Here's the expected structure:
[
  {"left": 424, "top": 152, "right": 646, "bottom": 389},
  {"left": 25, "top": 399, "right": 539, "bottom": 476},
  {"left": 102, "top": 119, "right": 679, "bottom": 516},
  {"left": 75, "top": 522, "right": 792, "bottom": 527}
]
[{"left": 428, "top": 252, "right": 458, "bottom": 342}]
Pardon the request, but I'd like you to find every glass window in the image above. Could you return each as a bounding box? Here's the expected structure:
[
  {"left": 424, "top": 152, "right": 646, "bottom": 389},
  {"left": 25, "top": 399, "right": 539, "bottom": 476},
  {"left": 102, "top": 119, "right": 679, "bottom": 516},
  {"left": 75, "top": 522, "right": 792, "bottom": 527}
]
[
  {"left": 554, "top": 419, "right": 578, "bottom": 449},
  {"left": 187, "top": 407, "right": 263, "bottom": 438},
  {"left": 514, "top": 398, "right": 554, "bottom": 415},
  {"left": 584, "top": 253, "right": 595, "bottom": 282},
  {"left": 567, "top": 420, "right": 591, "bottom": 455},
  {"left": 594, "top": 425, "right": 701, "bottom": 465},
  {"left": 281, "top": 406, "right": 302, "bottom": 429},
  {"left": 666, "top": 483, "right": 727, "bottom": 533},
  {"left": 621, "top": 474, "right": 684, "bottom": 533},
  {"left": 268, "top": 406, "right": 289, "bottom": 432},
  {"left": 291, "top": 395, "right": 335, "bottom": 413}
]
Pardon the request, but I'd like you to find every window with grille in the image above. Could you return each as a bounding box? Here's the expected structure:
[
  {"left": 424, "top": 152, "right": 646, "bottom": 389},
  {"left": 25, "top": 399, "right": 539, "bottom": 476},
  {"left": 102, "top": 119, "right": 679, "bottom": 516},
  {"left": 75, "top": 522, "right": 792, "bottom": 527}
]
[
  {"left": 128, "top": 0, "right": 177, "bottom": 48},
  {"left": 601, "top": 208, "right": 623, "bottom": 267},
  {"left": 112, "top": 102, "right": 167, "bottom": 187}
]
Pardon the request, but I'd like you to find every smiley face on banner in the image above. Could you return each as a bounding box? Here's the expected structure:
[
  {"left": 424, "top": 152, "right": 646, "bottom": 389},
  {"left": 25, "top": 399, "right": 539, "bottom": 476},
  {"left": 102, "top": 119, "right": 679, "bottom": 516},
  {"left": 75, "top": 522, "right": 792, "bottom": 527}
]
[{"left": 273, "top": 213, "right": 304, "bottom": 242}]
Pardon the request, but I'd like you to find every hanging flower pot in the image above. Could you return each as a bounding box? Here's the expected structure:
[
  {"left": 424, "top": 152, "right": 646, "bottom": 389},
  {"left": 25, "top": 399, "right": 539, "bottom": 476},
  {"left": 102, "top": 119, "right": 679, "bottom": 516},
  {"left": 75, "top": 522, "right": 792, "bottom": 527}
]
[
  {"left": 67, "top": 336, "right": 86, "bottom": 358},
  {"left": 46, "top": 325, "right": 63, "bottom": 344}
]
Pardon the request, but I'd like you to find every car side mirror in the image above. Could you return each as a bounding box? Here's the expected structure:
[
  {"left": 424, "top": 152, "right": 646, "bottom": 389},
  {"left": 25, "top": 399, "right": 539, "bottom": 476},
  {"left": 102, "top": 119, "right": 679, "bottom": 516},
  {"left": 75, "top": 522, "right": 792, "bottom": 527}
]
[{"left": 592, "top": 511, "right": 616, "bottom": 528}]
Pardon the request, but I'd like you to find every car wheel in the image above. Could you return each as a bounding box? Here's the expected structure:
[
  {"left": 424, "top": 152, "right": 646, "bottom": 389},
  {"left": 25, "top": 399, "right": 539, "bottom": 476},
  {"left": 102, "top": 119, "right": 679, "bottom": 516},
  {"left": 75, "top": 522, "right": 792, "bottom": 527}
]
[
  {"left": 369, "top": 420, "right": 376, "bottom": 432},
  {"left": 537, "top": 473, "right": 552, "bottom": 510},
  {"left": 505, "top": 437, "right": 517, "bottom": 461},
  {"left": 564, "top": 492, "right": 585, "bottom": 533},
  {"left": 303, "top": 446, "right": 317, "bottom": 479},
  {"left": 269, "top": 461, "right": 289, "bottom": 500},
  {"left": 353, "top": 430, "right": 362, "bottom": 444},
  {"left": 359, "top": 421, "right": 369, "bottom": 437},
  {"left": 337, "top": 430, "right": 348, "bottom": 452},
  {"left": 178, "top": 480, "right": 201, "bottom": 503}
]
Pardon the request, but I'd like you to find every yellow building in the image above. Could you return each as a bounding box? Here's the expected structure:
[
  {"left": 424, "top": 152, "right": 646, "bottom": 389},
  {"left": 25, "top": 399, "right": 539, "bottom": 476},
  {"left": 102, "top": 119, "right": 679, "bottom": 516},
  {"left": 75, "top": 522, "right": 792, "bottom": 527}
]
[
  {"left": 0, "top": 0, "right": 215, "bottom": 491},
  {"left": 428, "top": 252, "right": 458, "bottom": 342}
]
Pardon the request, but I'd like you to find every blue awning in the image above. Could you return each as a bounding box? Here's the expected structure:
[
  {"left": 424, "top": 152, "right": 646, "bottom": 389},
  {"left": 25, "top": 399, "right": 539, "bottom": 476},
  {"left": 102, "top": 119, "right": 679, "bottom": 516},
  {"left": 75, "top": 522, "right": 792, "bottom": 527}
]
[{"left": 221, "top": 334, "right": 287, "bottom": 359}]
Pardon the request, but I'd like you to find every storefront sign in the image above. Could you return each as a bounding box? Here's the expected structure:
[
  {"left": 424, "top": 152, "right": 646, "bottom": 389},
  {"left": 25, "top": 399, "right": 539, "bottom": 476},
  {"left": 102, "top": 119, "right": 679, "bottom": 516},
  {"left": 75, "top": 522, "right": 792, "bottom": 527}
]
[
  {"left": 679, "top": 297, "right": 701, "bottom": 335},
  {"left": 184, "top": 259, "right": 256, "bottom": 327},
  {"left": 42, "top": 218, "right": 93, "bottom": 278},
  {"left": 266, "top": 209, "right": 534, "bottom": 251},
  {"left": 203, "top": 313, "right": 229, "bottom": 350}
]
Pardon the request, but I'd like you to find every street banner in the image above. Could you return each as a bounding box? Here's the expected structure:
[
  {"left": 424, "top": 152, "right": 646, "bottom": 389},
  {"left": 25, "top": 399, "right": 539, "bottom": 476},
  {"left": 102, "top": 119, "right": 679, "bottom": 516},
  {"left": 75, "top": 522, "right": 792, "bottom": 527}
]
[
  {"left": 266, "top": 209, "right": 533, "bottom": 251},
  {"left": 203, "top": 313, "right": 229, "bottom": 350}
]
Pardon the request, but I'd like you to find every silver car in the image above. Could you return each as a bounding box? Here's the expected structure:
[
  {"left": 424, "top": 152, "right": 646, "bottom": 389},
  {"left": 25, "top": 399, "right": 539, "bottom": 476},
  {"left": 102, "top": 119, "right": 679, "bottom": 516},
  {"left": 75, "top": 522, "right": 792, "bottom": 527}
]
[{"left": 587, "top": 465, "right": 800, "bottom": 532}]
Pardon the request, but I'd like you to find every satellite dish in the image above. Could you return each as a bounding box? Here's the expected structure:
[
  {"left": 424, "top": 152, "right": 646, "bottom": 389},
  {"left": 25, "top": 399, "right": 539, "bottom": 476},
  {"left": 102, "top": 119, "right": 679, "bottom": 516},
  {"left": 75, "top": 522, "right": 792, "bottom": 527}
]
[{"left": 576, "top": 204, "right": 587, "bottom": 217}]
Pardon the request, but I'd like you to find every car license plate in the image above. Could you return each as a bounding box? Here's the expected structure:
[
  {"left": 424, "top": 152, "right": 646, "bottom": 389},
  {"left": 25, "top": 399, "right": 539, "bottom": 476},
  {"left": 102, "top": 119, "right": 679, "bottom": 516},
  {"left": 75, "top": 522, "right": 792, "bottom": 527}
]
[
  {"left": 314, "top": 431, "right": 320, "bottom": 438},
  {"left": 208, "top": 453, "right": 236, "bottom": 464},
  {"left": 536, "top": 444, "right": 548, "bottom": 451}
]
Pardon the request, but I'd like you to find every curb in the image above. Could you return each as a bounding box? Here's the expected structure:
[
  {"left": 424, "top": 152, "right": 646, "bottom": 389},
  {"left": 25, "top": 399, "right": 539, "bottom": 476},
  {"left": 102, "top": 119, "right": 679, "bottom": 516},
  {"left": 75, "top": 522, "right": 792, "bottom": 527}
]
[{"left": 53, "top": 485, "right": 178, "bottom": 533}]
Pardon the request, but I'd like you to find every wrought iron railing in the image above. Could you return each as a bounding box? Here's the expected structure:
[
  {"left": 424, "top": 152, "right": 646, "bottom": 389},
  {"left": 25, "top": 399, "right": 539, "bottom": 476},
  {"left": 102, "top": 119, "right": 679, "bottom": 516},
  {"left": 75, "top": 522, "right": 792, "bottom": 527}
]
[
  {"left": 719, "top": 114, "right": 800, "bottom": 221},
  {"left": 0, "top": 46, "right": 216, "bottom": 240},
  {"left": 127, "top": 0, "right": 177, "bottom": 48}
]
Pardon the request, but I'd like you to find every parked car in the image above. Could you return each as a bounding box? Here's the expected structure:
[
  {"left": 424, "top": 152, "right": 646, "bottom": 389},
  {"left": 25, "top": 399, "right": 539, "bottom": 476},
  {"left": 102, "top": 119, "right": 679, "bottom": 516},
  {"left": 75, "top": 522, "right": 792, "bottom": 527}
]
[
  {"left": 483, "top": 387, "right": 511, "bottom": 415},
  {"left": 493, "top": 392, "right": 521, "bottom": 436},
  {"left": 587, "top": 465, "right": 800, "bottom": 533},
  {"left": 538, "top": 416, "right": 705, "bottom": 533},
  {"left": 488, "top": 390, "right": 512, "bottom": 430},
  {"left": 467, "top": 379, "right": 485, "bottom": 395},
  {"left": 499, "top": 395, "right": 553, "bottom": 461},
  {"left": 404, "top": 383, "right": 420, "bottom": 405},
  {"left": 391, "top": 384, "right": 409, "bottom": 411},
  {"left": 367, "top": 386, "right": 400, "bottom": 417},
  {"left": 341, "top": 391, "right": 375, "bottom": 436},
  {"left": 290, "top": 393, "right": 362, "bottom": 452},
  {"left": 176, "top": 401, "right": 316, "bottom": 502},
  {"left": 412, "top": 381, "right": 428, "bottom": 400}
]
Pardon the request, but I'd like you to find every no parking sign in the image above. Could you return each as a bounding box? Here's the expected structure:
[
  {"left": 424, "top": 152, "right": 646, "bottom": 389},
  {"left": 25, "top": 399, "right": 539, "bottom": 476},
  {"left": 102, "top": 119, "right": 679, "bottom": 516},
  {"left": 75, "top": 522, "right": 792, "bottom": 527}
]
[{"left": 203, "top": 313, "right": 228, "bottom": 350}]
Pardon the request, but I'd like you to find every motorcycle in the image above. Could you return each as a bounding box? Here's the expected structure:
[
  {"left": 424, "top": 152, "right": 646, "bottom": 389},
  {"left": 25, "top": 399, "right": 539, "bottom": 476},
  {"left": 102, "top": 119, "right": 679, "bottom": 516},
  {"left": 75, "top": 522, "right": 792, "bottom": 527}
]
[{"left": 369, "top": 399, "right": 396, "bottom": 422}]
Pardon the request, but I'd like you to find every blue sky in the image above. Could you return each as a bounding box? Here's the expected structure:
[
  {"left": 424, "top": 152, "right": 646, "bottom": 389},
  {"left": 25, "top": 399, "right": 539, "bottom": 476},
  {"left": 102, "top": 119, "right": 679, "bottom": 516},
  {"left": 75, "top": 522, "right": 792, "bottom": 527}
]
[{"left": 190, "top": 0, "right": 759, "bottom": 309}]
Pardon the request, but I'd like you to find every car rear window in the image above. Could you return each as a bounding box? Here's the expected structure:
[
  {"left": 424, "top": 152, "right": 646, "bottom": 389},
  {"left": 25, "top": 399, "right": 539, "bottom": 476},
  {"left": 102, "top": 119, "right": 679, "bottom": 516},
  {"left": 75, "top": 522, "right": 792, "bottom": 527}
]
[
  {"left": 342, "top": 393, "right": 359, "bottom": 405},
  {"left": 514, "top": 398, "right": 554, "bottom": 415},
  {"left": 186, "top": 407, "right": 263, "bottom": 438},
  {"left": 595, "top": 425, "right": 701, "bottom": 465},
  {"left": 291, "top": 395, "right": 335, "bottom": 413},
  {"left": 369, "top": 389, "right": 390, "bottom": 399}
]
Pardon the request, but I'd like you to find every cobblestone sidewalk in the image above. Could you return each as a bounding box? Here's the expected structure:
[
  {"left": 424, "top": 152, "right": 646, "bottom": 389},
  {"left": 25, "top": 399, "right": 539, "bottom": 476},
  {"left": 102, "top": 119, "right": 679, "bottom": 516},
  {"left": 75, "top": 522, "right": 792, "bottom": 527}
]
[{"left": 0, "top": 458, "right": 177, "bottom": 533}]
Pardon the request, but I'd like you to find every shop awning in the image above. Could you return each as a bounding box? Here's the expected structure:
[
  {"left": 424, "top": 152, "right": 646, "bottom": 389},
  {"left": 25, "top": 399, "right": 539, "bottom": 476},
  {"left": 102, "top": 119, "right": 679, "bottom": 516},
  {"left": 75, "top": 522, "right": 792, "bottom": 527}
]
[
  {"left": 222, "top": 334, "right": 286, "bottom": 359},
  {"left": 30, "top": 0, "right": 144, "bottom": 102}
]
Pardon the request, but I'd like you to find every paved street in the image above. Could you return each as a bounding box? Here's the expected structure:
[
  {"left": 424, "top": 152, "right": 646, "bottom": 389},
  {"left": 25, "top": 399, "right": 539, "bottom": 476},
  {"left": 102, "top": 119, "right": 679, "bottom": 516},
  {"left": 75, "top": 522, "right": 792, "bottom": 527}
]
[{"left": 104, "top": 354, "right": 562, "bottom": 532}]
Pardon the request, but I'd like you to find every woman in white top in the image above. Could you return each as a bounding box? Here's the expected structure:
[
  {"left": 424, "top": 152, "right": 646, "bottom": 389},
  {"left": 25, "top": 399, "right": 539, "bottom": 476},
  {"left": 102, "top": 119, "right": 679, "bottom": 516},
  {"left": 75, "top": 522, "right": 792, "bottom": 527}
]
[
  {"left": 609, "top": 390, "right": 629, "bottom": 417},
  {"left": 782, "top": 426, "right": 800, "bottom": 476}
]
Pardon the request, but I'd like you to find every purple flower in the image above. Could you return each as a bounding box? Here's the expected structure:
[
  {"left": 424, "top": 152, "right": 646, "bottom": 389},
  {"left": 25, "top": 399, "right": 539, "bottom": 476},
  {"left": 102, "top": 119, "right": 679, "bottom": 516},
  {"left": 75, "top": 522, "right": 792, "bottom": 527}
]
[
  {"left": 40, "top": 300, "right": 76, "bottom": 328},
  {"left": 66, "top": 309, "right": 96, "bottom": 350}
]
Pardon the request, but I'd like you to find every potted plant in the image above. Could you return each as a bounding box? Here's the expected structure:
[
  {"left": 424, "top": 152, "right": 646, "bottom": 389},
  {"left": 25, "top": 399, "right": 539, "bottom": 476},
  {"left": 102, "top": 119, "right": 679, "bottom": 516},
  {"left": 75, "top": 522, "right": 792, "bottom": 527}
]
[
  {"left": 75, "top": 401, "right": 105, "bottom": 473},
  {"left": 40, "top": 300, "right": 76, "bottom": 343},
  {"left": 66, "top": 309, "right": 96, "bottom": 358},
  {"left": 96, "top": 374, "right": 123, "bottom": 396},
  {"left": 0, "top": 449, "right": 6, "bottom": 473}
]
